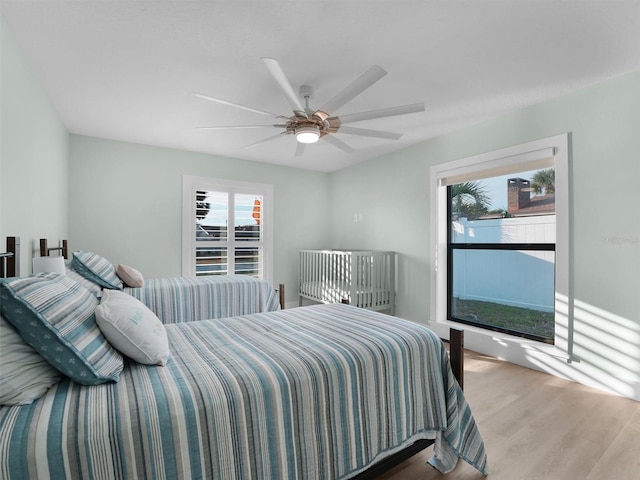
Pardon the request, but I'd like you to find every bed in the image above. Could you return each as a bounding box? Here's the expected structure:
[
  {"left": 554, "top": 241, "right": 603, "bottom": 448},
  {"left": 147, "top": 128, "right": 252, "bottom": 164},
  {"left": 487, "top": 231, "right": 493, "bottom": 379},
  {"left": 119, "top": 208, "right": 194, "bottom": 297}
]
[
  {"left": 299, "top": 250, "right": 396, "bottom": 314},
  {"left": 39, "top": 239, "right": 283, "bottom": 323},
  {"left": 0, "top": 237, "right": 487, "bottom": 478}
]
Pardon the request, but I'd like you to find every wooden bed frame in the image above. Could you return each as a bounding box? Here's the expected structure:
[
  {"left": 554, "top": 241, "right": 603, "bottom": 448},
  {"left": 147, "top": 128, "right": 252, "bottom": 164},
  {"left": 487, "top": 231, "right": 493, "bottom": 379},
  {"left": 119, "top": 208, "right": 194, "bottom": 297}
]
[
  {"left": 0, "top": 236, "right": 19, "bottom": 278},
  {"left": 39, "top": 238, "right": 68, "bottom": 259},
  {"left": 21, "top": 237, "right": 465, "bottom": 478}
]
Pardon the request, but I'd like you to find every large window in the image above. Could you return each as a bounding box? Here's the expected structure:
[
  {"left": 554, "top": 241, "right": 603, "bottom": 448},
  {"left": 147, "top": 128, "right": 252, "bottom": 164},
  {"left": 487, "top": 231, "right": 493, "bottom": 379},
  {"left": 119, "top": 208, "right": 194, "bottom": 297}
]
[
  {"left": 431, "top": 134, "right": 570, "bottom": 355},
  {"left": 182, "top": 176, "right": 273, "bottom": 282},
  {"left": 447, "top": 170, "right": 556, "bottom": 343}
]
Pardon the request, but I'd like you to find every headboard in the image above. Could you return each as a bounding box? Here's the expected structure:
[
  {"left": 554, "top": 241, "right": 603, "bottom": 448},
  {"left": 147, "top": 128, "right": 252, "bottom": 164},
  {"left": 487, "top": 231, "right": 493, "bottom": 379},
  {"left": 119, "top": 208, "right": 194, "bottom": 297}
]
[
  {"left": 1, "top": 236, "right": 20, "bottom": 278},
  {"left": 39, "top": 238, "right": 68, "bottom": 259}
]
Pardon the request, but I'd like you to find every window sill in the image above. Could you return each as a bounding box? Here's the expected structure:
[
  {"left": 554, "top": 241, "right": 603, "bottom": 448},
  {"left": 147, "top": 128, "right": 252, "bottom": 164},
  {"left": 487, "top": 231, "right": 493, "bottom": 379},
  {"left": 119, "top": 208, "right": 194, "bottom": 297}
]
[{"left": 429, "top": 318, "right": 572, "bottom": 362}]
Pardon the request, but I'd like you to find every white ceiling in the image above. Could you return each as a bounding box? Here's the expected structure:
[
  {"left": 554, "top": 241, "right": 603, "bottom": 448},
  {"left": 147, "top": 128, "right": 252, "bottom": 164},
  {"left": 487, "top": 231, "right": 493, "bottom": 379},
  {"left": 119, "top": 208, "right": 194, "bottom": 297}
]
[{"left": 2, "top": 1, "right": 640, "bottom": 172}]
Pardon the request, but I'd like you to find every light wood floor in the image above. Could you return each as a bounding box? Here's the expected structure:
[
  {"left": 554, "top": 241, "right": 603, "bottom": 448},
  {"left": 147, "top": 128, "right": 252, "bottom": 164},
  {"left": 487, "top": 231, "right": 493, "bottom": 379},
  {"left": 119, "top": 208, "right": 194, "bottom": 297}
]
[{"left": 377, "top": 349, "right": 640, "bottom": 480}]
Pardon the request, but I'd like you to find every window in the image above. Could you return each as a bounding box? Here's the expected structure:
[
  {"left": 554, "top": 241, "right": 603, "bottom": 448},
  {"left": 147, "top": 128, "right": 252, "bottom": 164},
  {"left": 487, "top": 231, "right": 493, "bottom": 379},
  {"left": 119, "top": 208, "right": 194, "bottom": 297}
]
[
  {"left": 447, "top": 169, "right": 556, "bottom": 343},
  {"left": 431, "top": 134, "right": 570, "bottom": 355},
  {"left": 182, "top": 176, "right": 273, "bottom": 282}
]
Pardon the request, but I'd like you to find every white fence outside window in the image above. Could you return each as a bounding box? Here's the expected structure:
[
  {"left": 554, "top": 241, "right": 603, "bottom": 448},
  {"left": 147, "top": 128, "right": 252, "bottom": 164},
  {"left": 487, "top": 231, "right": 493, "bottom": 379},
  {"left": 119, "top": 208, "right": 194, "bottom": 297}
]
[{"left": 452, "top": 215, "right": 556, "bottom": 312}]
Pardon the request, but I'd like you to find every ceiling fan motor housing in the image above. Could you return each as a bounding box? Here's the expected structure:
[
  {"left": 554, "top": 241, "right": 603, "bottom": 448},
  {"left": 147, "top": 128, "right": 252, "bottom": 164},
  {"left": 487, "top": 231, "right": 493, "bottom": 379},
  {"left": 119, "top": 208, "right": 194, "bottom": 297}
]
[{"left": 286, "top": 111, "right": 341, "bottom": 138}]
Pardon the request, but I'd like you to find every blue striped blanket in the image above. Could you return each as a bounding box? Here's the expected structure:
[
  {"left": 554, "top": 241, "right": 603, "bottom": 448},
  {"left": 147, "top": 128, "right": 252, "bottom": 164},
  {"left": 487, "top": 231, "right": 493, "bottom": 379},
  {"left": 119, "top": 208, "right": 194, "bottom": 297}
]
[
  {"left": 124, "top": 274, "right": 281, "bottom": 323},
  {"left": 0, "top": 304, "right": 487, "bottom": 479}
]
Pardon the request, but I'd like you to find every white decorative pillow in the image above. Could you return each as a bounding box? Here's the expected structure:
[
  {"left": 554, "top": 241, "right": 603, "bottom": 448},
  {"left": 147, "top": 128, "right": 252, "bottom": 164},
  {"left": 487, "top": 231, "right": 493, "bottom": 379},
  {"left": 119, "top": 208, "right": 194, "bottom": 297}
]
[
  {"left": 95, "top": 289, "right": 170, "bottom": 366},
  {"left": 115, "top": 264, "right": 144, "bottom": 288},
  {"left": 0, "top": 313, "right": 62, "bottom": 406}
]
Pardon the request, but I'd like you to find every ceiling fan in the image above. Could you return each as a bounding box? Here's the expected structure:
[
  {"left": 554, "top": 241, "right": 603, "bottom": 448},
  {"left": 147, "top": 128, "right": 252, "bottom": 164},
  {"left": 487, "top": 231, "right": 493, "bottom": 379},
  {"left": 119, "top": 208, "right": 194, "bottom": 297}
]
[{"left": 193, "top": 57, "right": 425, "bottom": 156}]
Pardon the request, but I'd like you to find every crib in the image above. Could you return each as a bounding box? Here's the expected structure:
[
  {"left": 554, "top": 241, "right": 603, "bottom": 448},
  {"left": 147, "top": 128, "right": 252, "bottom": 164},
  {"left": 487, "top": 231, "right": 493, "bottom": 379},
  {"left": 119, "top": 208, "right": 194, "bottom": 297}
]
[{"left": 299, "top": 250, "right": 396, "bottom": 314}]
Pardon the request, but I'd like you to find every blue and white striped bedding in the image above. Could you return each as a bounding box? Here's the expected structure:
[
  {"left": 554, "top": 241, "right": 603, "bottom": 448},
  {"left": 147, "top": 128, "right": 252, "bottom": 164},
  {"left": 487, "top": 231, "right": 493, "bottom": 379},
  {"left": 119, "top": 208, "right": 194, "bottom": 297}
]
[
  {"left": 124, "top": 274, "right": 281, "bottom": 324},
  {"left": 0, "top": 303, "right": 487, "bottom": 479}
]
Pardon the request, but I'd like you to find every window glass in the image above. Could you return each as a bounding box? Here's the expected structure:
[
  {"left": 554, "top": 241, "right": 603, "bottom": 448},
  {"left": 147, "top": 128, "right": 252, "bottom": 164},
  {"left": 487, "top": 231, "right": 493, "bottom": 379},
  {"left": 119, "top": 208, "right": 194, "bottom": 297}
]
[
  {"left": 184, "top": 177, "right": 272, "bottom": 281},
  {"left": 195, "top": 191, "right": 228, "bottom": 242},
  {"left": 450, "top": 169, "right": 556, "bottom": 243},
  {"left": 448, "top": 168, "right": 556, "bottom": 343},
  {"left": 195, "top": 246, "right": 228, "bottom": 276},
  {"left": 235, "top": 246, "right": 262, "bottom": 276},
  {"left": 450, "top": 249, "right": 555, "bottom": 341},
  {"left": 234, "top": 194, "right": 262, "bottom": 242}
]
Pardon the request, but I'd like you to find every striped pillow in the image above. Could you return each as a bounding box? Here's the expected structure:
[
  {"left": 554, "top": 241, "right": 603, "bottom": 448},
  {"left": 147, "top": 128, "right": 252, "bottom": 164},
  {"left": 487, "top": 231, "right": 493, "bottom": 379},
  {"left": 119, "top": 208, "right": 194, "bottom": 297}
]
[
  {"left": 0, "top": 274, "right": 124, "bottom": 385},
  {"left": 65, "top": 260, "right": 103, "bottom": 297},
  {"left": 0, "top": 313, "right": 61, "bottom": 405},
  {"left": 72, "top": 251, "right": 123, "bottom": 290}
]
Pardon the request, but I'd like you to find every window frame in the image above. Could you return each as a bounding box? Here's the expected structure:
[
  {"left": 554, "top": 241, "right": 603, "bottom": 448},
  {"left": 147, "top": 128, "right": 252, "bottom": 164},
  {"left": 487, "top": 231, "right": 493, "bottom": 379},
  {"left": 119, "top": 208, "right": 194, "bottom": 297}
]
[
  {"left": 182, "top": 175, "right": 274, "bottom": 283},
  {"left": 430, "top": 134, "right": 571, "bottom": 358}
]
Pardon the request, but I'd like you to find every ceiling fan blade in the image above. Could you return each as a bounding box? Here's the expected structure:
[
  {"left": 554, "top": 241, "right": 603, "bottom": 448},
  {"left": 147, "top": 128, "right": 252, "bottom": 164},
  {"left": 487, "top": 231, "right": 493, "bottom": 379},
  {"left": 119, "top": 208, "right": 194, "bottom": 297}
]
[
  {"left": 197, "top": 124, "right": 285, "bottom": 130},
  {"left": 337, "top": 102, "right": 425, "bottom": 124},
  {"left": 338, "top": 126, "right": 402, "bottom": 140},
  {"left": 241, "top": 132, "right": 286, "bottom": 150},
  {"left": 261, "top": 57, "right": 306, "bottom": 113},
  {"left": 319, "top": 65, "right": 387, "bottom": 115},
  {"left": 322, "top": 134, "right": 355, "bottom": 154},
  {"left": 295, "top": 142, "right": 306, "bottom": 157},
  {"left": 192, "top": 92, "right": 283, "bottom": 118}
]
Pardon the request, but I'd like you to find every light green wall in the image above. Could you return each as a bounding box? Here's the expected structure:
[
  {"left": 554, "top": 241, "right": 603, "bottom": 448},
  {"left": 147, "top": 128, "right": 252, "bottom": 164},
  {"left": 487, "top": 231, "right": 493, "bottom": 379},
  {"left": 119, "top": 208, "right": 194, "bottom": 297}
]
[
  {"left": 328, "top": 144, "right": 431, "bottom": 321},
  {"left": 329, "top": 70, "right": 640, "bottom": 396},
  {"left": 0, "top": 18, "right": 69, "bottom": 271},
  {"left": 68, "top": 135, "right": 330, "bottom": 303}
]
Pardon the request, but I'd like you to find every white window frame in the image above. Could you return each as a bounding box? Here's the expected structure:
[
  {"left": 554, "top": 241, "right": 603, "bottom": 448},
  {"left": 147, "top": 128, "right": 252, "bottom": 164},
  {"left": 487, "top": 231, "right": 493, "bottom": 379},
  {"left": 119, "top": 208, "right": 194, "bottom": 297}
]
[
  {"left": 182, "top": 175, "right": 274, "bottom": 284},
  {"left": 430, "top": 134, "right": 572, "bottom": 360}
]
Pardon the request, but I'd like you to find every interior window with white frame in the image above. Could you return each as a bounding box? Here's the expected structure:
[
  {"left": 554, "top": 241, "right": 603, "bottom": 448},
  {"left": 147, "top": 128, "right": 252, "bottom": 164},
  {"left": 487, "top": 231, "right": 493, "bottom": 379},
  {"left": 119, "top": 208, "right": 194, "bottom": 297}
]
[
  {"left": 182, "top": 176, "right": 273, "bottom": 283},
  {"left": 430, "top": 134, "right": 570, "bottom": 354}
]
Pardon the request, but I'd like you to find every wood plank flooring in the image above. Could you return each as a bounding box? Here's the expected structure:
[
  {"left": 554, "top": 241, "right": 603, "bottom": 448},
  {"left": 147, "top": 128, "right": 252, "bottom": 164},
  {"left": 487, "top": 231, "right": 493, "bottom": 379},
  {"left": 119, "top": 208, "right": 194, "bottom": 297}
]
[{"left": 377, "top": 350, "right": 640, "bottom": 480}]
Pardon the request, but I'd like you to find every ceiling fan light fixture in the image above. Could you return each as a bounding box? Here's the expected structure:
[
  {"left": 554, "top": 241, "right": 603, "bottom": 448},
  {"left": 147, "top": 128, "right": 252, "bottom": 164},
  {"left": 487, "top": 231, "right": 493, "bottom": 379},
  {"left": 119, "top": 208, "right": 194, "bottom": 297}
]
[{"left": 296, "top": 126, "right": 320, "bottom": 144}]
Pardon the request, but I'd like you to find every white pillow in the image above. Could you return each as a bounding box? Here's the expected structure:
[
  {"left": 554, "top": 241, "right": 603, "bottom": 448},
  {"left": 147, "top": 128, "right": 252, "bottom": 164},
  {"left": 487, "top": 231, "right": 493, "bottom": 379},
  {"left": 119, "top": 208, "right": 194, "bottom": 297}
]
[
  {"left": 95, "top": 290, "right": 170, "bottom": 366},
  {"left": 0, "top": 314, "right": 61, "bottom": 406}
]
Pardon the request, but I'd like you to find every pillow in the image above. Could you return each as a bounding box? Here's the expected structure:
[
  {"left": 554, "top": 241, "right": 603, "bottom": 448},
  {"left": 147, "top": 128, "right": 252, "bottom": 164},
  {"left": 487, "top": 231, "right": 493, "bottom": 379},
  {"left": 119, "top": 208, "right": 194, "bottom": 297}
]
[
  {"left": 72, "top": 251, "right": 123, "bottom": 290},
  {"left": 95, "top": 289, "right": 170, "bottom": 366},
  {"left": 115, "top": 264, "right": 144, "bottom": 288},
  {"left": 0, "top": 274, "right": 124, "bottom": 385},
  {"left": 65, "top": 260, "right": 103, "bottom": 298},
  {"left": 0, "top": 313, "right": 62, "bottom": 406}
]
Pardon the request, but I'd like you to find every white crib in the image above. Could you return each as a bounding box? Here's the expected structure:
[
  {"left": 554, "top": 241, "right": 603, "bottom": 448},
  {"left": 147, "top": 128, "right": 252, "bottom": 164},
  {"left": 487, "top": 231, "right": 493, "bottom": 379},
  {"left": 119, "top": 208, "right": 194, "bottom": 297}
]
[{"left": 299, "top": 250, "right": 396, "bottom": 314}]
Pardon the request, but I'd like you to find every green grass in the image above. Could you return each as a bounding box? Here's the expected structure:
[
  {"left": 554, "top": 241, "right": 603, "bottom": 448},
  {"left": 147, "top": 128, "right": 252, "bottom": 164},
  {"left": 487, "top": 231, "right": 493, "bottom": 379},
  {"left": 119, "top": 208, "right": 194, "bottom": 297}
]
[{"left": 452, "top": 298, "right": 554, "bottom": 340}]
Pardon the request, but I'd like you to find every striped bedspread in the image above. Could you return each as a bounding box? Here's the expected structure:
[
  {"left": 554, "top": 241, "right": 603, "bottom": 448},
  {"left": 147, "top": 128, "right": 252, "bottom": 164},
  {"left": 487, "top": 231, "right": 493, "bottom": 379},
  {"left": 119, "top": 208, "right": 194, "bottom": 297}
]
[
  {"left": 0, "top": 304, "right": 487, "bottom": 479},
  {"left": 124, "top": 274, "right": 280, "bottom": 323}
]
